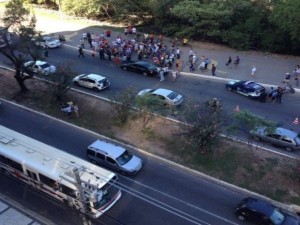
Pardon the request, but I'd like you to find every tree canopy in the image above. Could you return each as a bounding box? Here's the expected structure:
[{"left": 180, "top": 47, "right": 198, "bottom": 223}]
[{"left": 5, "top": 0, "right": 300, "bottom": 54}]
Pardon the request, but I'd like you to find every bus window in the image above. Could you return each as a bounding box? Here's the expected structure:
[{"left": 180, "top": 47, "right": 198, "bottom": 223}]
[
  {"left": 27, "top": 170, "right": 37, "bottom": 180},
  {"left": 6, "top": 158, "right": 23, "bottom": 172},
  {"left": 39, "top": 173, "right": 56, "bottom": 187},
  {"left": 60, "top": 184, "right": 77, "bottom": 198}
]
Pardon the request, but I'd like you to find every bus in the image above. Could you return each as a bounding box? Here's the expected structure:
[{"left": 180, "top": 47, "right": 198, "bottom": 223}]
[{"left": 0, "top": 125, "right": 122, "bottom": 219}]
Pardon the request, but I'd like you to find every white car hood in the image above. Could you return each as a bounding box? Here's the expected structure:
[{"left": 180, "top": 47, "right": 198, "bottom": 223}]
[{"left": 121, "top": 155, "right": 142, "bottom": 173}]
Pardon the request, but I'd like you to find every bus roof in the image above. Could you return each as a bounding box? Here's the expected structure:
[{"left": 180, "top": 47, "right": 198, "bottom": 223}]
[{"left": 0, "top": 125, "right": 116, "bottom": 191}]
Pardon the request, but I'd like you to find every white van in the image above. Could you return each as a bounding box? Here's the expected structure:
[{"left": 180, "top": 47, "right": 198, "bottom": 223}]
[{"left": 87, "top": 140, "right": 143, "bottom": 175}]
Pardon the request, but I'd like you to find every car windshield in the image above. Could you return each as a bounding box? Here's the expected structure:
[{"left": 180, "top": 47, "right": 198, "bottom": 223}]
[
  {"left": 167, "top": 91, "right": 179, "bottom": 100},
  {"left": 269, "top": 208, "right": 285, "bottom": 225},
  {"left": 40, "top": 63, "right": 51, "bottom": 69},
  {"left": 116, "top": 150, "right": 133, "bottom": 165}
]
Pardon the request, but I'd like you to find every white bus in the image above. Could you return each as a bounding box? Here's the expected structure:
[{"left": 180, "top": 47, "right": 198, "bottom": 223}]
[{"left": 0, "top": 125, "right": 122, "bottom": 219}]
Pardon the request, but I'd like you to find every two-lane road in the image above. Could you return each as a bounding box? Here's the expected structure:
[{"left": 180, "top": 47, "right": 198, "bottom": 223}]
[{"left": 0, "top": 101, "right": 256, "bottom": 225}]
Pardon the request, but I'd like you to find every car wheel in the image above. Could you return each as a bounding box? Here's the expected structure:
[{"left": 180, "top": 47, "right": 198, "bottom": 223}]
[
  {"left": 285, "top": 146, "right": 293, "bottom": 152},
  {"left": 226, "top": 86, "right": 232, "bottom": 91},
  {"left": 142, "top": 72, "right": 148, "bottom": 76},
  {"left": 92, "top": 87, "right": 100, "bottom": 92},
  {"left": 74, "top": 81, "right": 79, "bottom": 86},
  {"left": 237, "top": 215, "right": 245, "bottom": 221}
]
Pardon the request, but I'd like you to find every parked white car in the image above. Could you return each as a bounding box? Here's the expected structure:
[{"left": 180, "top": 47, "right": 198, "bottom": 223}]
[
  {"left": 73, "top": 74, "right": 110, "bottom": 91},
  {"left": 137, "top": 88, "right": 183, "bottom": 106},
  {"left": 23, "top": 60, "right": 56, "bottom": 75},
  {"left": 34, "top": 36, "right": 61, "bottom": 48}
]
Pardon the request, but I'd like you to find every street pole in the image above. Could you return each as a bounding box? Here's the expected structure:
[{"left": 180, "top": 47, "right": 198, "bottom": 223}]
[{"left": 72, "top": 168, "right": 93, "bottom": 225}]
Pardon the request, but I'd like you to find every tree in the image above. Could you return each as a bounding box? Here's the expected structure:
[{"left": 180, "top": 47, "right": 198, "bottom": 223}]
[
  {"left": 227, "top": 110, "right": 276, "bottom": 150},
  {"left": 135, "top": 94, "right": 166, "bottom": 128},
  {"left": 49, "top": 62, "right": 74, "bottom": 101},
  {"left": 109, "top": 87, "right": 136, "bottom": 125},
  {"left": 0, "top": 0, "right": 41, "bottom": 92},
  {"left": 177, "top": 98, "right": 224, "bottom": 154}
]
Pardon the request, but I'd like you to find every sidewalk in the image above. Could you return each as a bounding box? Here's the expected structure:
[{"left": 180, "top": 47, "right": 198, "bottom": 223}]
[
  {"left": 34, "top": 12, "right": 300, "bottom": 90},
  {"left": 0, "top": 193, "right": 54, "bottom": 225}
]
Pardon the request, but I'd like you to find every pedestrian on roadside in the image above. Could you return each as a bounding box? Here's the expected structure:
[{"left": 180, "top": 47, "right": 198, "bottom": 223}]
[
  {"left": 226, "top": 56, "right": 232, "bottom": 67},
  {"left": 106, "top": 29, "right": 111, "bottom": 38},
  {"left": 78, "top": 46, "right": 84, "bottom": 58},
  {"left": 172, "top": 70, "right": 178, "bottom": 82},
  {"left": 204, "top": 58, "right": 209, "bottom": 70},
  {"left": 234, "top": 56, "right": 240, "bottom": 65},
  {"left": 124, "top": 27, "right": 128, "bottom": 35},
  {"left": 211, "top": 64, "right": 216, "bottom": 76},
  {"left": 159, "top": 68, "right": 165, "bottom": 81},
  {"left": 176, "top": 48, "right": 181, "bottom": 60},
  {"left": 268, "top": 87, "right": 274, "bottom": 102},
  {"left": 251, "top": 66, "right": 256, "bottom": 76},
  {"left": 276, "top": 87, "right": 284, "bottom": 103},
  {"left": 43, "top": 47, "right": 48, "bottom": 57},
  {"left": 283, "top": 72, "right": 291, "bottom": 84}
]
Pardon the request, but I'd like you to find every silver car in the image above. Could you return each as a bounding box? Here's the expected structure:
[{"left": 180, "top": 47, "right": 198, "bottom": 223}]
[
  {"left": 87, "top": 140, "right": 143, "bottom": 175},
  {"left": 251, "top": 127, "right": 300, "bottom": 151},
  {"left": 23, "top": 60, "right": 56, "bottom": 75},
  {"left": 137, "top": 88, "right": 183, "bottom": 106}
]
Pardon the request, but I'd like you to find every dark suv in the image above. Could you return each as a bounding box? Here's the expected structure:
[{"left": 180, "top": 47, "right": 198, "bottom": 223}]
[{"left": 235, "top": 197, "right": 300, "bottom": 225}]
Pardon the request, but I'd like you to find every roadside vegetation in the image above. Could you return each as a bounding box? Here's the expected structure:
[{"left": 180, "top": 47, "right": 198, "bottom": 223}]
[{"left": 16, "top": 0, "right": 300, "bottom": 55}]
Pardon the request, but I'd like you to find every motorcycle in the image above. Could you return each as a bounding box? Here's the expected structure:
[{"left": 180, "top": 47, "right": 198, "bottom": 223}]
[{"left": 281, "top": 83, "right": 295, "bottom": 94}]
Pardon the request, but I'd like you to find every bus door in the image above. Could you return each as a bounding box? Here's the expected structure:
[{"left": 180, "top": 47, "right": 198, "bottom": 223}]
[{"left": 26, "top": 169, "right": 39, "bottom": 188}]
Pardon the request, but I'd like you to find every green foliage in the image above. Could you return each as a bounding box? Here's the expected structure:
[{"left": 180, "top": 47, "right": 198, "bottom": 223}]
[
  {"left": 177, "top": 99, "right": 224, "bottom": 154},
  {"left": 49, "top": 62, "right": 74, "bottom": 101},
  {"left": 228, "top": 110, "right": 276, "bottom": 136},
  {"left": 1, "top": 0, "right": 41, "bottom": 92},
  {"left": 109, "top": 87, "right": 136, "bottom": 126}
]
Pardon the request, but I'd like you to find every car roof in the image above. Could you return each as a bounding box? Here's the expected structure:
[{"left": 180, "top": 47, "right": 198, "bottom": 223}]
[
  {"left": 85, "top": 73, "right": 106, "bottom": 80},
  {"left": 275, "top": 127, "right": 298, "bottom": 138},
  {"left": 244, "top": 197, "right": 275, "bottom": 216},
  {"left": 133, "top": 61, "right": 156, "bottom": 67},
  {"left": 88, "top": 140, "right": 126, "bottom": 158},
  {"left": 152, "top": 88, "right": 173, "bottom": 96},
  {"left": 35, "top": 60, "right": 48, "bottom": 66}
]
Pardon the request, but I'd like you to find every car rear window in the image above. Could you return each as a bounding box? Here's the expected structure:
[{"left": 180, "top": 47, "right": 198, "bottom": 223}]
[{"left": 167, "top": 92, "right": 179, "bottom": 100}]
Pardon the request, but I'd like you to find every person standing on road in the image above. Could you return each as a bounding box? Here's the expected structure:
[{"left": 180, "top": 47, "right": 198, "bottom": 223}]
[
  {"left": 211, "top": 64, "right": 216, "bottom": 76},
  {"left": 172, "top": 70, "right": 178, "bottom": 82},
  {"left": 159, "top": 68, "right": 165, "bottom": 81},
  {"left": 176, "top": 48, "right": 181, "bottom": 60},
  {"left": 251, "top": 66, "right": 256, "bottom": 76},
  {"left": 78, "top": 46, "right": 84, "bottom": 58}
]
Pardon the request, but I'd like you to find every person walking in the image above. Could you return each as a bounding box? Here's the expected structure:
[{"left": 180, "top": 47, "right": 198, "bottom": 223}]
[
  {"left": 43, "top": 47, "right": 48, "bottom": 57},
  {"left": 159, "top": 68, "right": 165, "bottom": 81},
  {"left": 78, "top": 46, "right": 84, "bottom": 58},
  {"left": 172, "top": 70, "right": 178, "bottom": 82},
  {"left": 226, "top": 56, "right": 232, "bottom": 67},
  {"left": 211, "top": 64, "right": 216, "bottom": 76},
  {"left": 251, "top": 66, "right": 256, "bottom": 76}
]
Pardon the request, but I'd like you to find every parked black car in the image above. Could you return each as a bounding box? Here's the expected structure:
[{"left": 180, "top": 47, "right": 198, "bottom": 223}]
[
  {"left": 235, "top": 197, "right": 300, "bottom": 225},
  {"left": 226, "top": 80, "right": 266, "bottom": 99},
  {"left": 120, "top": 61, "right": 158, "bottom": 76}
]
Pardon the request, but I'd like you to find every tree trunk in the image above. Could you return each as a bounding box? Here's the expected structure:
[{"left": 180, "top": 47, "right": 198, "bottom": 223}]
[{"left": 14, "top": 68, "right": 28, "bottom": 92}]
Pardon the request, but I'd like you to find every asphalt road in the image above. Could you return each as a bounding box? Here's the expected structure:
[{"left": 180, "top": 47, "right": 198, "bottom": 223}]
[{"left": 0, "top": 100, "right": 260, "bottom": 225}]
